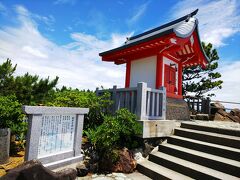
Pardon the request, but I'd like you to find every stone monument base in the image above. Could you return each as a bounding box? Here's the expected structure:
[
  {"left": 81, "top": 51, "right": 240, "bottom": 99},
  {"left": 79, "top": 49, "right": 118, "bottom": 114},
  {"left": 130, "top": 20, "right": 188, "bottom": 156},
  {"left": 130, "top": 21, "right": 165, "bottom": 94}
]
[
  {"left": 166, "top": 97, "right": 190, "bottom": 120},
  {"left": 44, "top": 155, "right": 83, "bottom": 170},
  {"left": 138, "top": 120, "right": 176, "bottom": 138}
]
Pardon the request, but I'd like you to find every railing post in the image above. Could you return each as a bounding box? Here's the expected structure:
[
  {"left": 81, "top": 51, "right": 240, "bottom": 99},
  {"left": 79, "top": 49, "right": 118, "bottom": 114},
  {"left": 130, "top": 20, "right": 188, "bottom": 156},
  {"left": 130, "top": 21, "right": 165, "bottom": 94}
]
[
  {"left": 136, "top": 82, "right": 147, "bottom": 120},
  {"left": 159, "top": 86, "right": 166, "bottom": 120},
  {"left": 206, "top": 97, "right": 211, "bottom": 115},
  {"left": 96, "top": 87, "right": 99, "bottom": 96}
]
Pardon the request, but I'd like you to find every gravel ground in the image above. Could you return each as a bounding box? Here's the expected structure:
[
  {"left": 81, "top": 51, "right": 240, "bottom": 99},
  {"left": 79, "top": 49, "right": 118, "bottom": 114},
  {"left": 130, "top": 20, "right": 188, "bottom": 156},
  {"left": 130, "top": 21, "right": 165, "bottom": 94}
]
[
  {"left": 77, "top": 172, "right": 150, "bottom": 180},
  {"left": 53, "top": 163, "right": 150, "bottom": 180}
]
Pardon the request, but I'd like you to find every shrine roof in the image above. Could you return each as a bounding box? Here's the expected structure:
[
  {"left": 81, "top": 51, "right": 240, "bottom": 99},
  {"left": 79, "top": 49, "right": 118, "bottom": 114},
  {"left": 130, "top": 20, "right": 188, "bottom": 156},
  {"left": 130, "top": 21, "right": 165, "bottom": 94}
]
[{"left": 99, "top": 9, "right": 199, "bottom": 56}]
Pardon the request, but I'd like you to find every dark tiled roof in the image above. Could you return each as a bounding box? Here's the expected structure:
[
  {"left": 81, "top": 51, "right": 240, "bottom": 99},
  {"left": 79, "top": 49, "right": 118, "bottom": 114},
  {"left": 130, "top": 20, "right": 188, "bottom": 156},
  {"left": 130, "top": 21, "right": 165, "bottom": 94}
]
[{"left": 99, "top": 9, "right": 199, "bottom": 56}]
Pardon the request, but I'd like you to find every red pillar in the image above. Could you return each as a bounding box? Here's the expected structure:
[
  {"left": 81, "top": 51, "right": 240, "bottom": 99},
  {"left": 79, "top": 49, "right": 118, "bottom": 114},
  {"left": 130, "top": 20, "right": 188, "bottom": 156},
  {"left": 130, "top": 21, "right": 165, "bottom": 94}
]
[
  {"left": 156, "top": 54, "right": 163, "bottom": 89},
  {"left": 178, "top": 63, "right": 182, "bottom": 95},
  {"left": 125, "top": 60, "right": 131, "bottom": 88}
]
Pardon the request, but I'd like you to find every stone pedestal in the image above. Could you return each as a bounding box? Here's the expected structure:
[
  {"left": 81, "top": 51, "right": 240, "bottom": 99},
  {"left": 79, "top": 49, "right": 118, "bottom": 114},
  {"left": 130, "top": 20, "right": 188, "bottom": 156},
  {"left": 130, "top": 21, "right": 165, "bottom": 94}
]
[
  {"left": 166, "top": 97, "right": 190, "bottom": 120},
  {"left": 138, "top": 120, "right": 175, "bottom": 138},
  {"left": 0, "top": 128, "right": 10, "bottom": 164}
]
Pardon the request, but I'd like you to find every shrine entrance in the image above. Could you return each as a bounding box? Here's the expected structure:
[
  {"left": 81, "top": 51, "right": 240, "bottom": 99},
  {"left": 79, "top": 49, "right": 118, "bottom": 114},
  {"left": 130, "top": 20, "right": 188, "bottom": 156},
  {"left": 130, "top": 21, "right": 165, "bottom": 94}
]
[{"left": 164, "top": 64, "right": 177, "bottom": 94}]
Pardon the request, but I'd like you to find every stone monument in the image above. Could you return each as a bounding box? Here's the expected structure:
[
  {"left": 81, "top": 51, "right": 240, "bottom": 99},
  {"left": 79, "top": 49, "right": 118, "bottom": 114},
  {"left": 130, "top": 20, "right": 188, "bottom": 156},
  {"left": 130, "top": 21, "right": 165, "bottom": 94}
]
[
  {"left": 23, "top": 106, "right": 89, "bottom": 169},
  {"left": 0, "top": 128, "right": 10, "bottom": 163}
]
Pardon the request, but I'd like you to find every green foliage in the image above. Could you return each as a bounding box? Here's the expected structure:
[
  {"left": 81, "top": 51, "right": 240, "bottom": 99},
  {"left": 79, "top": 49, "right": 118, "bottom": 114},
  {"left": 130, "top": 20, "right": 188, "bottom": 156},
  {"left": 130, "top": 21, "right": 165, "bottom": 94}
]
[
  {"left": 0, "top": 95, "right": 27, "bottom": 154},
  {"left": 0, "top": 95, "right": 25, "bottom": 129},
  {"left": 14, "top": 73, "right": 58, "bottom": 105},
  {"left": 47, "top": 89, "right": 112, "bottom": 129},
  {"left": 0, "top": 59, "right": 16, "bottom": 95},
  {"left": 0, "top": 59, "right": 58, "bottom": 105},
  {"left": 85, "top": 109, "right": 142, "bottom": 163},
  {"left": 183, "top": 42, "right": 223, "bottom": 97}
]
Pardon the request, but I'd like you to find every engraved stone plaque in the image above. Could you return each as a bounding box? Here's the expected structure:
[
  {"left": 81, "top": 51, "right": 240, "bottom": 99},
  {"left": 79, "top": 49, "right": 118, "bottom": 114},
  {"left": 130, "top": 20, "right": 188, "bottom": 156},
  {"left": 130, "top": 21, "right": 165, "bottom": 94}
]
[
  {"left": 23, "top": 106, "right": 89, "bottom": 169},
  {"left": 38, "top": 115, "right": 76, "bottom": 158}
]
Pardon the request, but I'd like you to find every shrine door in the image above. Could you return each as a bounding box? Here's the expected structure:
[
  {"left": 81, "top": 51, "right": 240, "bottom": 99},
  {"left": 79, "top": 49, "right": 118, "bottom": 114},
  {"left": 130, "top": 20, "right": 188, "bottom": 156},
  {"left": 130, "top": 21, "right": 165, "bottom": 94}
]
[{"left": 164, "top": 64, "right": 176, "bottom": 93}]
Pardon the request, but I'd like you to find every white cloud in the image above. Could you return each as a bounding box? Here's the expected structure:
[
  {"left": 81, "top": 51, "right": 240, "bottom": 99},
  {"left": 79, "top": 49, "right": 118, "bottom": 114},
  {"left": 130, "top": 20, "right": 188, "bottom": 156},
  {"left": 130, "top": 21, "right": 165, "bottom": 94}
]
[
  {"left": 127, "top": 1, "right": 149, "bottom": 26},
  {"left": 211, "top": 60, "right": 240, "bottom": 109},
  {"left": 15, "top": 5, "right": 55, "bottom": 31},
  {"left": 22, "top": 46, "right": 48, "bottom": 59},
  {"left": 0, "top": 5, "right": 128, "bottom": 90},
  {"left": 171, "top": 0, "right": 240, "bottom": 47}
]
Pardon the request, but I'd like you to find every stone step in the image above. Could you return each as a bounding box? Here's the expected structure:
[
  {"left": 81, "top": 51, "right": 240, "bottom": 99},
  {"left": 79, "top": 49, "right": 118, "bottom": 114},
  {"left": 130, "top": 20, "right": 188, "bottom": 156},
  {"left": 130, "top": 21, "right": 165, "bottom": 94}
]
[
  {"left": 149, "top": 151, "right": 239, "bottom": 180},
  {"left": 181, "top": 122, "right": 240, "bottom": 137},
  {"left": 174, "top": 127, "right": 240, "bottom": 149},
  {"left": 167, "top": 135, "right": 240, "bottom": 161},
  {"left": 137, "top": 160, "right": 193, "bottom": 180},
  {"left": 158, "top": 143, "right": 240, "bottom": 177}
]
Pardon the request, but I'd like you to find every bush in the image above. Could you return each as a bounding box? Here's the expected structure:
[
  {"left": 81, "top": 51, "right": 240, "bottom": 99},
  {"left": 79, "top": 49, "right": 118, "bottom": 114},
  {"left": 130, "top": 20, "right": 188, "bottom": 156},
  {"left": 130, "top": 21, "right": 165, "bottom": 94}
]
[
  {"left": 0, "top": 95, "right": 26, "bottom": 130},
  {"left": 47, "top": 89, "right": 112, "bottom": 129},
  {"left": 0, "top": 95, "right": 27, "bottom": 154},
  {"left": 85, "top": 108, "right": 142, "bottom": 168}
]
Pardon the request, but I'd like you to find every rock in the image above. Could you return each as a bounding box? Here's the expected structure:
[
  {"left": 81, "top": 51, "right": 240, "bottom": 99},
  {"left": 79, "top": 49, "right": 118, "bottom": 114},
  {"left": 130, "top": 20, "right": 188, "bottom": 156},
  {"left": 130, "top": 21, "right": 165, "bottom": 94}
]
[
  {"left": 1, "top": 160, "right": 77, "bottom": 180},
  {"left": 195, "top": 114, "right": 209, "bottom": 121},
  {"left": 89, "top": 163, "right": 98, "bottom": 173},
  {"left": 230, "top": 109, "right": 240, "bottom": 119},
  {"left": 233, "top": 116, "right": 240, "bottom": 123},
  {"left": 213, "top": 112, "right": 229, "bottom": 121},
  {"left": 211, "top": 102, "right": 225, "bottom": 114},
  {"left": 133, "top": 152, "right": 144, "bottom": 163},
  {"left": 56, "top": 168, "right": 77, "bottom": 180},
  {"left": 218, "top": 109, "right": 240, "bottom": 122},
  {"left": 112, "top": 173, "right": 126, "bottom": 178},
  {"left": 212, "top": 108, "right": 240, "bottom": 123},
  {"left": 112, "top": 148, "right": 136, "bottom": 173},
  {"left": 76, "top": 163, "right": 89, "bottom": 177},
  {"left": 143, "top": 143, "right": 154, "bottom": 158}
]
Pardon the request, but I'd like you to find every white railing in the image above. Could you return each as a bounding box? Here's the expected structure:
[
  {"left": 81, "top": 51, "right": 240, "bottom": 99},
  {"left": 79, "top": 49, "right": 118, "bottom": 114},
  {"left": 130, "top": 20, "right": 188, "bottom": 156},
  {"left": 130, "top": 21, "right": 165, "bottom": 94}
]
[{"left": 96, "top": 82, "right": 166, "bottom": 120}]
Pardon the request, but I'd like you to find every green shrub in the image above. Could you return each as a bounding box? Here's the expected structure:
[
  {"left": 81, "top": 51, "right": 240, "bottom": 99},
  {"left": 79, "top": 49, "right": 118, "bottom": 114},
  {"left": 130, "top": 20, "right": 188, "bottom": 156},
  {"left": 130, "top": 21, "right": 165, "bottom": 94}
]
[
  {"left": 0, "top": 95, "right": 26, "bottom": 130},
  {"left": 0, "top": 95, "right": 27, "bottom": 154},
  {"left": 85, "top": 108, "right": 142, "bottom": 165},
  {"left": 47, "top": 89, "right": 112, "bottom": 129}
]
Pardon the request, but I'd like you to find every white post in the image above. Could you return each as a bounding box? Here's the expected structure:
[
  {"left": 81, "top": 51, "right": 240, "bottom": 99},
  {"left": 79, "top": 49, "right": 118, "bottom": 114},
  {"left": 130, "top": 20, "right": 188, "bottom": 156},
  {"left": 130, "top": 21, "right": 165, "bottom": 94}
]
[
  {"left": 136, "top": 82, "right": 147, "bottom": 120},
  {"left": 160, "top": 86, "right": 167, "bottom": 120}
]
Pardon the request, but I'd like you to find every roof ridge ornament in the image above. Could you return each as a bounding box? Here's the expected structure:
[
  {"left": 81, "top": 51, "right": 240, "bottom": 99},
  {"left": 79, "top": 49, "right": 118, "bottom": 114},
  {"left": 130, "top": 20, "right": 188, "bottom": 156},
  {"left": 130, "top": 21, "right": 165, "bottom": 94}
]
[
  {"left": 190, "top": 9, "right": 199, "bottom": 17},
  {"left": 185, "top": 14, "right": 191, "bottom": 22}
]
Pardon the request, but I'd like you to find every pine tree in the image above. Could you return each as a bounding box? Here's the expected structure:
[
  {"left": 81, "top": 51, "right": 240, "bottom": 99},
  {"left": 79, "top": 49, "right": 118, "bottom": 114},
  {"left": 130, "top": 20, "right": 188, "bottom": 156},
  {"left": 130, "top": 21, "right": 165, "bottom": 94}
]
[
  {"left": 0, "top": 59, "right": 59, "bottom": 105},
  {"left": 0, "top": 58, "right": 16, "bottom": 95},
  {"left": 183, "top": 42, "right": 223, "bottom": 97}
]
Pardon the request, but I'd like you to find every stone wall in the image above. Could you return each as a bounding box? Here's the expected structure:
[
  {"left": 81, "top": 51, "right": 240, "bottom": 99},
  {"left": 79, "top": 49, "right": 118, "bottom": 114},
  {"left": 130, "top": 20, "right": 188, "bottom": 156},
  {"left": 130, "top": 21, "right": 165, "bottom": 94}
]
[{"left": 166, "top": 97, "right": 190, "bottom": 120}]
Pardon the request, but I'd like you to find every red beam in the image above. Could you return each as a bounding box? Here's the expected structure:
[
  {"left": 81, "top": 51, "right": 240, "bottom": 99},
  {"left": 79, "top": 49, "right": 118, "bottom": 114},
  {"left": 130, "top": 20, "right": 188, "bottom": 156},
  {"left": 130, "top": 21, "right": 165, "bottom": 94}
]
[
  {"left": 178, "top": 62, "right": 182, "bottom": 96},
  {"left": 125, "top": 60, "right": 131, "bottom": 88}
]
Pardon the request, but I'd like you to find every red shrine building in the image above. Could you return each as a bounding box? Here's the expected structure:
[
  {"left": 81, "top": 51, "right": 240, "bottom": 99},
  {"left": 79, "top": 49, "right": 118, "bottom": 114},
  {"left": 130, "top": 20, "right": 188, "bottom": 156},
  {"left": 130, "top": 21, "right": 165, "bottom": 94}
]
[{"left": 99, "top": 9, "right": 208, "bottom": 100}]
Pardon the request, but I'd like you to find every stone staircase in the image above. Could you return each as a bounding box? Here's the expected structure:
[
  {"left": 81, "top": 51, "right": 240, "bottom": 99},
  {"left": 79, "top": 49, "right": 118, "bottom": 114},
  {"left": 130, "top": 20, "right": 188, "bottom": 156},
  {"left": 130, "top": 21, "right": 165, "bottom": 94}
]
[{"left": 137, "top": 122, "right": 240, "bottom": 180}]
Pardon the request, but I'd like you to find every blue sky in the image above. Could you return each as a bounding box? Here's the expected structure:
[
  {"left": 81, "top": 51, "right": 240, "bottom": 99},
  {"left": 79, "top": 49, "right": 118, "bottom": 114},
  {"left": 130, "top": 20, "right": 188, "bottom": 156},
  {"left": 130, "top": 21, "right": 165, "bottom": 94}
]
[{"left": 0, "top": 0, "right": 240, "bottom": 106}]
